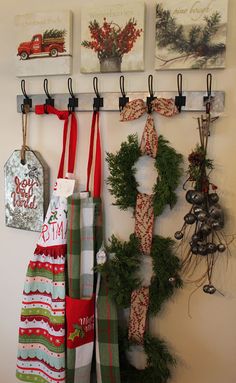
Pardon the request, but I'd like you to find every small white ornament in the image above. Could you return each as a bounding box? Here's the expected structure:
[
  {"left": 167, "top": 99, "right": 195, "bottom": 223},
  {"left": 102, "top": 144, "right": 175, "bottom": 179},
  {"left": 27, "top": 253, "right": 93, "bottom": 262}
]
[{"left": 96, "top": 249, "right": 107, "bottom": 265}]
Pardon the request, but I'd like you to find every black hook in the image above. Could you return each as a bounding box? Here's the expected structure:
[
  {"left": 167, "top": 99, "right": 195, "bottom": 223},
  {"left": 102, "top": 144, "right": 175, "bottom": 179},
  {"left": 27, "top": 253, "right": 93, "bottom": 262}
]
[
  {"left": 175, "top": 73, "right": 186, "bottom": 112},
  {"left": 43, "top": 79, "right": 54, "bottom": 111},
  {"left": 146, "top": 74, "right": 156, "bottom": 114},
  {"left": 67, "top": 77, "right": 78, "bottom": 112},
  {"left": 21, "top": 79, "right": 32, "bottom": 113},
  {"left": 203, "top": 73, "right": 213, "bottom": 109},
  {"left": 93, "top": 77, "right": 103, "bottom": 111},
  {"left": 119, "top": 75, "right": 129, "bottom": 111}
]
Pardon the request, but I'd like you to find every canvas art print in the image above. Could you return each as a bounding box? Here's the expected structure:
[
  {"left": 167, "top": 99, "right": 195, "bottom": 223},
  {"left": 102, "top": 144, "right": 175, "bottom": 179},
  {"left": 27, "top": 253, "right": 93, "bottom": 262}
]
[
  {"left": 15, "top": 11, "right": 72, "bottom": 77},
  {"left": 155, "top": 0, "right": 228, "bottom": 70},
  {"left": 81, "top": 2, "right": 145, "bottom": 73}
]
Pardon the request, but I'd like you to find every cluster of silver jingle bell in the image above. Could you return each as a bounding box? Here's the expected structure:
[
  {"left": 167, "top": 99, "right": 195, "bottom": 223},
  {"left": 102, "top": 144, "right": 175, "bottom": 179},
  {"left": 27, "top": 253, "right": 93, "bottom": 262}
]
[{"left": 174, "top": 189, "right": 226, "bottom": 294}]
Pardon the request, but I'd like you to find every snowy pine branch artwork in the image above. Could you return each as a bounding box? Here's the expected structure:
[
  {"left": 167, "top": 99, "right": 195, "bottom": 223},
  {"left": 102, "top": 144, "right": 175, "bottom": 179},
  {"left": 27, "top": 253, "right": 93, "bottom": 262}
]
[{"left": 155, "top": 0, "right": 228, "bottom": 70}]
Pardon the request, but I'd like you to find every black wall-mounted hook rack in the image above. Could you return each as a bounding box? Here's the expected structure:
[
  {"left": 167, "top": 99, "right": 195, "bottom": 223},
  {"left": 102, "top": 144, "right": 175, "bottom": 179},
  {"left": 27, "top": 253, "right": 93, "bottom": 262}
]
[
  {"left": 21, "top": 79, "right": 32, "bottom": 113},
  {"left": 67, "top": 77, "right": 78, "bottom": 112},
  {"left": 119, "top": 75, "right": 129, "bottom": 111},
  {"left": 43, "top": 79, "right": 54, "bottom": 109},
  {"left": 175, "top": 73, "right": 186, "bottom": 112},
  {"left": 93, "top": 77, "right": 103, "bottom": 111},
  {"left": 146, "top": 74, "right": 156, "bottom": 114}
]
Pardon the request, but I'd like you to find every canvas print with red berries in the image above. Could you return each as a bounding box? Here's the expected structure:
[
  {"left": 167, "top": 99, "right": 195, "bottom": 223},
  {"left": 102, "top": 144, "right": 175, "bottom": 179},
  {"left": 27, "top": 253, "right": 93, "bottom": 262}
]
[{"left": 81, "top": 2, "right": 145, "bottom": 73}]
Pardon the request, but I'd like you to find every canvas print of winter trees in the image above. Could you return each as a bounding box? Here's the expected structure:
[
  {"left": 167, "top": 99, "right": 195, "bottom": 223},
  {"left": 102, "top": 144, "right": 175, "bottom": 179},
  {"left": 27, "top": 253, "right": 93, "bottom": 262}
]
[
  {"left": 155, "top": 0, "right": 228, "bottom": 70},
  {"left": 15, "top": 11, "right": 72, "bottom": 77},
  {"left": 80, "top": 2, "right": 145, "bottom": 73}
]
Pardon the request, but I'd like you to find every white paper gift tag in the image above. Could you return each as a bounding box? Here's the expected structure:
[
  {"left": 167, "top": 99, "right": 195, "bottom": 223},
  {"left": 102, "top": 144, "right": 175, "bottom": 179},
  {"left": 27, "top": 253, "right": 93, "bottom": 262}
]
[{"left": 54, "top": 178, "right": 75, "bottom": 198}]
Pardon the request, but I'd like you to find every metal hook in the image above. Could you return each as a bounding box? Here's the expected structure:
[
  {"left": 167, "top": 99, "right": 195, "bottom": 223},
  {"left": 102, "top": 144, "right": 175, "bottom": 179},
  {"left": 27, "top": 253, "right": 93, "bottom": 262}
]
[
  {"left": 207, "top": 73, "right": 212, "bottom": 99},
  {"left": 148, "top": 74, "right": 154, "bottom": 97},
  {"left": 93, "top": 77, "right": 103, "bottom": 111},
  {"left": 175, "top": 73, "right": 186, "bottom": 112},
  {"left": 147, "top": 74, "right": 156, "bottom": 114},
  {"left": 20, "top": 79, "right": 32, "bottom": 113},
  {"left": 203, "top": 73, "right": 213, "bottom": 110},
  {"left": 119, "top": 75, "right": 129, "bottom": 111},
  {"left": 43, "top": 78, "right": 54, "bottom": 108},
  {"left": 67, "top": 77, "right": 78, "bottom": 112}
]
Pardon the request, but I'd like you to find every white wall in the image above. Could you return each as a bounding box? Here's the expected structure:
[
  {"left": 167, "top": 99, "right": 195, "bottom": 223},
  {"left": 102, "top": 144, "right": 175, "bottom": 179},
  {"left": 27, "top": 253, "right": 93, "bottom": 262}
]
[{"left": 0, "top": 1, "right": 236, "bottom": 382}]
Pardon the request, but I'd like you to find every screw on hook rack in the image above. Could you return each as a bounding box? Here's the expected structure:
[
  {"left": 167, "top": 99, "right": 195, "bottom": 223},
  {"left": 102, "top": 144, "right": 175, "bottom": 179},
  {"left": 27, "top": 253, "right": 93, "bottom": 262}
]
[
  {"left": 119, "top": 75, "right": 129, "bottom": 111},
  {"left": 175, "top": 73, "right": 186, "bottom": 112}
]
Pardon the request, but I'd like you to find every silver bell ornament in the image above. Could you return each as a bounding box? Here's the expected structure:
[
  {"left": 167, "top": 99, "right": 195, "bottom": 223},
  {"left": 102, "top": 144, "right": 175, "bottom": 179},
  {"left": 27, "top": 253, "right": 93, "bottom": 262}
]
[
  {"left": 209, "top": 193, "right": 219, "bottom": 204},
  {"left": 184, "top": 213, "right": 196, "bottom": 225},
  {"left": 186, "top": 190, "right": 195, "bottom": 204},
  {"left": 217, "top": 243, "right": 226, "bottom": 252},
  {"left": 209, "top": 205, "right": 223, "bottom": 220},
  {"left": 193, "top": 205, "right": 204, "bottom": 216},
  {"left": 200, "top": 224, "right": 212, "bottom": 236},
  {"left": 203, "top": 284, "right": 216, "bottom": 294},
  {"left": 198, "top": 244, "right": 207, "bottom": 256},
  {"left": 207, "top": 242, "right": 217, "bottom": 254},
  {"left": 192, "top": 191, "right": 205, "bottom": 205},
  {"left": 191, "top": 245, "right": 198, "bottom": 254},
  {"left": 211, "top": 218, "right": 224, "bottom": 230},
  {"left": 197, "top": 211, "right": 207, "bottom": 222},
  {"left": 174, "top": 231, "right": 184, "bottom": 240}
]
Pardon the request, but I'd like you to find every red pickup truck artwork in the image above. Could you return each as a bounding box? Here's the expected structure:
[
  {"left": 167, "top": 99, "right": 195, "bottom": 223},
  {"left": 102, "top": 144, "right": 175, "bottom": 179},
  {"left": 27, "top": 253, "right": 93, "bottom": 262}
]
[{"left": 17, "top": 29, "right": 66, "bottom": 60}]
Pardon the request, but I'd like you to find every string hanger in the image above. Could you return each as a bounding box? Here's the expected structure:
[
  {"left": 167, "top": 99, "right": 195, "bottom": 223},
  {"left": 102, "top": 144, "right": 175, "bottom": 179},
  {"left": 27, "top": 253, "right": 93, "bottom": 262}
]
[
  {"left": 93, "top": 77, "right": 103, "bottom": 112},
  {"left": 119, "top": 75, "right": 129, "bottom": 111},
  {"left": 21, "top": 79, "right": 32, "bottom": 114},
  {"left": 67, "top": 77, "right": 78, "bottom": 112},
  {"left": 175, "top": 73, "right": 186, "bottom": 113},
  {"left": 146, "top": 74, "right": 156, "bottom": 114},
  {"left": 43, "top": 79, "right": 54, "bottom": 113}
]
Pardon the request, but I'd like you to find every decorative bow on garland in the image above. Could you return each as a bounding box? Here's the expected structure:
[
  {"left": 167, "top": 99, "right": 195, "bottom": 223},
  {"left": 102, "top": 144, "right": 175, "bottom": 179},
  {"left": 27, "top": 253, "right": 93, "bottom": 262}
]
[{"left": 98, "top": 97, "right": 183, "bottom": 382}]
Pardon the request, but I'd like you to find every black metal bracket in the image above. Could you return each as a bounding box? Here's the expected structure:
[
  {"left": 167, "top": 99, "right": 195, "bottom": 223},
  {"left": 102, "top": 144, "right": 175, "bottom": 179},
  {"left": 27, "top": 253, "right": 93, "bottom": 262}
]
[
  {"left": 93, "top": 77, "right": 103, "bottom": 112},
  {"left": 119, "top": 75, "right": 129, "bottom": 111},
  {"left": 203, "top": 73, "right": 214, "bottom": 106},
  {"left": 67, "top": 77, "right": 78, "bottom": 112},
  {"left": 43, "top": 78, "right": 54, "bottom": 108},
  {"left": 175, "top": 73, "right": 186, "bottom": 112},
  {"left": 21, "top": 79, "right": 32, "bottom": 113},
  {"left": 146, "top": 74, "right": 156, "bottom": 114}
]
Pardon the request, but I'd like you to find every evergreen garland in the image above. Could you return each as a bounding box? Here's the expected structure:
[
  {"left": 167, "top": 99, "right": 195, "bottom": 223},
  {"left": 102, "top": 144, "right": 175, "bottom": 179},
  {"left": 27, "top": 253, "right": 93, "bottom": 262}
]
[
  {"left": 149, "top": 235, "right": 182, "bottom": 315},
  {"left": 119, "top": 328, "right": 176, "bottom": 383},
  {"left": 97, "top": 234, "right": 142, "bottom": 307},
  {"left": 106, "top": 134, "right": 183, "bottom": 216},
  {"left": 153, "top": 136, "right": 183, "bottom": 216},
  {"left": 106, "top": 135, "right": 141, "bottom": 210}
]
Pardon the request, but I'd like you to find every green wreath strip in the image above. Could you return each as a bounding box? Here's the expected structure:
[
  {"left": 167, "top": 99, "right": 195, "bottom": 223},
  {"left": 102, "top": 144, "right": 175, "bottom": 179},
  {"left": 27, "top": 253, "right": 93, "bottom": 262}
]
[
  {"left": 97, "top": 234, "right": 182, "bottom": 382},
  {"left": 106, "top": 134, "right": 183, "bottom": 216},
  {"left": 104, "top": 134, "right": 183, "bottom": 381}
]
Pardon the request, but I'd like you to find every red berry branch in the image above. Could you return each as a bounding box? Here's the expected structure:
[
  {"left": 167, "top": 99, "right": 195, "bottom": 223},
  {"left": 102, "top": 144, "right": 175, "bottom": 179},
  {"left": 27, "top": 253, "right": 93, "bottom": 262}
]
[{"left": 82, "top": 18, "right": 142, "bottom": 61}]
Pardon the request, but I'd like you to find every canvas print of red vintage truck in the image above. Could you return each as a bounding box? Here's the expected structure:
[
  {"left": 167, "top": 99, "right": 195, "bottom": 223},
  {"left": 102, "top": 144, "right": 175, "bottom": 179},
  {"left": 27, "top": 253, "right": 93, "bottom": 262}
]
[
  {"left": 15, "top": 11, "right": 72, "bottom": 77},
  {"left": 17, "top": 29, "right": 66, "bottom": 60}
]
